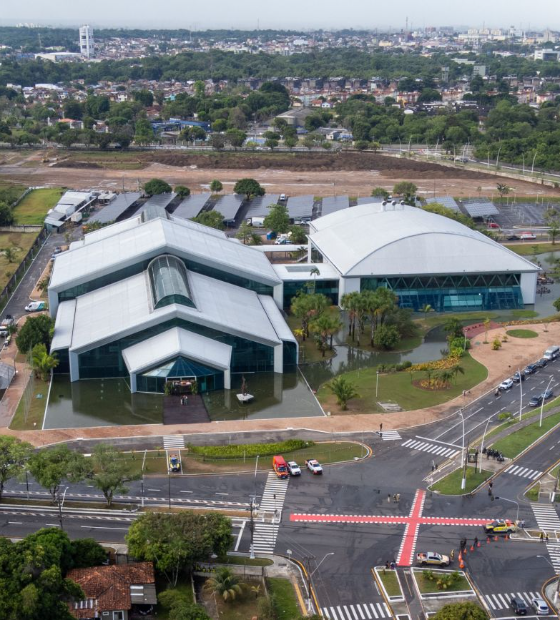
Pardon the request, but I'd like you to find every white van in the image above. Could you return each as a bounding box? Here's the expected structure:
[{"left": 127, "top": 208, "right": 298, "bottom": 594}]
[
  {"left": 543, "top": 346, "right": 560, "bottom": 361},
  {"left": 25, "top": 301, "right": 46, "bottom": 313},
  {"left": 249, "top": 217, "right": 265, "bottom": 228},
  {"left": 519, "top": 232, "right": 536, "bottom": 240}
]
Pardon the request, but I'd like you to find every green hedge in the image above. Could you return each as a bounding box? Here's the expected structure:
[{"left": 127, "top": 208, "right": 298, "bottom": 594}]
[{"left": 188, "top": 439, "right": 313, "bottom": 458}]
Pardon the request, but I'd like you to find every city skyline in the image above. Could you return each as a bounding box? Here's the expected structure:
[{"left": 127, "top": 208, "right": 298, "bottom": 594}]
[{"left": 2, "top": 0, "right": 560, "bottom": 31}]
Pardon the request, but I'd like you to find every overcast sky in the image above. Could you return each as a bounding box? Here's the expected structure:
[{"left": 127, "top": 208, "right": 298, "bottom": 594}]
[{"left": 2, "top": 0, "right": 559, "bottom": 30}]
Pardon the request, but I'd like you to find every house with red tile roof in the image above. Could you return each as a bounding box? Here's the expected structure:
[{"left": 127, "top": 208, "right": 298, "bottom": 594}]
[{"left": 67, "top": 562, "right": 157, "bottom": 620}]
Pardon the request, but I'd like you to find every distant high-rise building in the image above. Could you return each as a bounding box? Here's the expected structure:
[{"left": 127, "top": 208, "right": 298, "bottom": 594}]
[{"left": 79, "top": 25, "right": 94, "bottom": 58}]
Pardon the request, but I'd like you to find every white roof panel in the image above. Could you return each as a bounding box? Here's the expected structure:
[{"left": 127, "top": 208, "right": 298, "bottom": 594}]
[
  {"left": 50, "top": 216, "right": 280, "bottom": 291},
  {"left": 310, "top": 202, "right": 539, "bottom": 277},
  {"left": 258, "top": 295, "right": 297, "bottom": 343},
  {"left": 122, "top": 327, "right": 232, "bottom": 374},
  {"left": 51, "top": 299, "right": 76, "bottom": 351}
]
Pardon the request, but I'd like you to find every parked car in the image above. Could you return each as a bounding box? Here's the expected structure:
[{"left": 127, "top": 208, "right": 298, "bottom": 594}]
[
  {"left": 487, "top": 222, "right": 500, "bottom": 229},
  {"left": 416, "top": 552, "right": 450, "bottom": 567},
  {"left": 499, "top": 379, "right": 514, "bottom": 391},
  {"left": 506, "top": 234, "right": 521, "bottom": 241},
  {"left": 25, "top": 301, "right": 46, "bottom": 312},
  {"left": 484, "top": 519, "right": 517, "bottom": 534},
  {"left": 287, "top": 461, "right": 301, "bottom": 476},
  {"left": 529, "top": 395, "right": 544, "bottom": 407},
  {"left": 530, "top": 597, "right": 550, "bottom": 615},
  {"left": 168, "top": 454, "right": 181, "bottom": 473},
  {"left": 535, "top": 358, "right": 548, "bottom": 368},
  {"left": 510, "top": 596, "right": 528, "bottom": 615},
  {"left": 512, "top": 371, "right": 526, "bottom": 383},
  {"left": 0, "top": 315, "right": 14, "bottom": 337},
  {"left": 519, "top": 232, "right": 537, "bottom": 240},
  {"left": 523, "top": 364, "right": 538, "bottom": 374},
  {"left": 305, "top": 459, "right": 323, "bottom": 474}
]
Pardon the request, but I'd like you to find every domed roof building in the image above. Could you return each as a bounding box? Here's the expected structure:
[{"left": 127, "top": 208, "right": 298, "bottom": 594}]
[{"left": 305, "top": 202, "right": 538, "bottom": 312}]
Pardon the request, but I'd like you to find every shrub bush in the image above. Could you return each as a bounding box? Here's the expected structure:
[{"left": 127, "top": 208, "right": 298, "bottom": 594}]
[{"left": 188, "top": 439, "right": 312, "bottom": 458}]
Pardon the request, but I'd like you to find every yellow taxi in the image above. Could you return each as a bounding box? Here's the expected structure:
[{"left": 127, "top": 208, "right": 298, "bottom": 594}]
[{"left": 483, "top": 519, "right": 517, "bottom": 534}]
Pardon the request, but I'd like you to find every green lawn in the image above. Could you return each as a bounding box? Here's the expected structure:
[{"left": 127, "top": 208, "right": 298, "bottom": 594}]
[
  {"left": 12, "top": 188, "right": 64, "bottom": 225},
  {"left": 0, "top": 231, "right": 40, "bottom": 291},
  {"left": 155, "top": 581, "right": 194, "bottom": 619},
  {"left": 317, "top": 353, "right": 488, "bottom": 414},
  {"left": 267, "top": 577, "right": 301, "bottom": 620},
  {"left": 118, "top": 441, "right": 365, "bottom": 476},
  {"left": 505, "top": 243, "right": 556, "bottom": 256},
  {"left": 510, "top": 309, "right": 539, "bottom": 318},
  {"left": 415, "top": 571, "right": 471, "bottom": 594},
  {"left": 506, "top": 329, "right": 539, "bottom": 338},
  {"left": 490, "top": 410, "right": 560, "bottom": 458},
  {"left": 216, "top": 556, "right": 273, "bottom": 567},
  {"left": 525, "top": 484, "right": 540, "bottom": 502},
  {"left": 378, "top": 570, "right": 402, "bottom": 597},
  {"left": 10, "top": 378, "right": 49, "bottom": 431},
  {"left": 431, "top": 467, "right": 492, "bottom": 495}
]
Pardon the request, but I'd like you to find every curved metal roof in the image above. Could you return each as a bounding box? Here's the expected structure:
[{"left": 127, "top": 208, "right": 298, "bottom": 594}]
[{"left": 309, "top": 203, "right": 539, "bottom": 277}]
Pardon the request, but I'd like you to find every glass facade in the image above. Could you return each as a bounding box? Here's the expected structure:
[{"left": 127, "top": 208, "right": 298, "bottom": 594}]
[
  {"left": 148, "top": 255, "right": 195, "bottom": 309},
  {"left": 136, "top": 356, "right": 224, "bottom": 393},
  {"left": 58, "top": 254, "right": 273, "bottom": 303},
  {"left": 283, "top": 279, "right": 339, "bottom": 309},
  {"left": 361, "top": 273, "right": 524, "bottom": 312},
  {"left": 75, "top": 318, "right": 274, "bottom": 379}
]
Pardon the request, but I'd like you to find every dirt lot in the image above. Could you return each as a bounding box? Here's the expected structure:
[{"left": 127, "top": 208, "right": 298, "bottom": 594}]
[{"left": 0, "top": 148, "right": 557, "bottom": 198}]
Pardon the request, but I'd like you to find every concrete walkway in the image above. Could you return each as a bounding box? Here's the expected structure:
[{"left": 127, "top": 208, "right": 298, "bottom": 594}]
[{"left": 1, "top": 321, "right": 559, "bottom": 447}]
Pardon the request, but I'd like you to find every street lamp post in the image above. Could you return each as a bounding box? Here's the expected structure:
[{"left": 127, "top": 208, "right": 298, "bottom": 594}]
[
  {"left": 57, "top": 486, "right": 69, "bottom": 531},
  {"left": 495, "top": 496, "right": 520, "bottom": 522},
  {"left": 537, "top": 555, "right": 559, "bottom": 603},
  {"left": 310, "top": 552, "right": 335, "bottom": 577},
  {"left": 458, "top": 410, "right": 466, "bottom": 490},
  {"left": 479, "top": 417, "right": 493, "bottom": 473},
  {"left": 519, "top": 369, "right": 523, "bottom": 422},
  {"left": 540, "top": 376, "right": 554, "bottom": 428},
  {"left": 376, "top": 371, "right": 379, "bottom": 398}
]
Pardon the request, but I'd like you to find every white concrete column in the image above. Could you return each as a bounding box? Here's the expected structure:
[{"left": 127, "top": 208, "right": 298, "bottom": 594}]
[
  {"left": 223, "top": 369, "right": 231, "bottom": 390},
  {"left": 520, "top": 272, "right": 537, "bottom": 305},
  {"left": 69, "top": 351, "right": 80, "bottom": 382},
  {"left": 273, "top": 344, "right": 283, "bottom": 373},
  {"left": 273, "top": 283, "right": 284, "bottom": 308},
  {"left": 48, "top": 290, "right": 59, "bottom": 317},
  {"left": 338, "top": 277, "right": 360, "bottom": 305},
  {"left": 130, "top": 373, "right": 137, "bottom": 393}
]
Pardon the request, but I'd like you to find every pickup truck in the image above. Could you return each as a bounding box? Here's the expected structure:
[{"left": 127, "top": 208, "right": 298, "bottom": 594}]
[
  {"left": 305, "top": 459, "right": 323, "bottom": 475},
  {"left": 416, "top": 552, "right": 450, "bottom": 567},
  {"left": 0, "top": 315, "right": 14, "bottom": 337}
]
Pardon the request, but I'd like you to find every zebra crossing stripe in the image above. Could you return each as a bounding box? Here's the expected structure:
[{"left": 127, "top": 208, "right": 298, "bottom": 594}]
[
  {"left": 380, "top": 430, "right": 401, "bottom": 441},
  {"left": 505, "top": 465, "right": 543, "bottom": 480},
  {"left": 483, "top": 592, "right": 539, "bottom": 610},
  {"left": 401, "top": 439, "right": 458, "bottom": 458},
  {"left": 163, "top": 435, "right": 185, "bottom": 449},
  {"left": 321, "top": 603, "right": 390, "bottom": 620},
  {"left": 532, "top": 503, "right": 560, "bottom": 532}
]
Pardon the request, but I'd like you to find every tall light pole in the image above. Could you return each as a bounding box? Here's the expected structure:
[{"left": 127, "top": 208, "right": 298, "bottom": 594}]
[
  {"left": 540, "top": 376, "right": 554, "bottom": 428},
  {"left": 458, "top": 409, "right": 467, "bottom": 490},
  {"left": 376, "top": 371, "right": 380, "bottom": 398},
  {"left": 495, "top": 496, "right": 519, "bottom": 522},
  {"left": 57, "top": 486, "right": 69, "bottom": 531},
  {"left": 310, "top": 552, "right": 334, "bottom": 577},
  {"left": 519, "top": 369, "right": 523, "bottom": 422},
  {"left": 479, "top": 417, "right": 493, "bottom": 473},
  {"left": 537, "top": 555, "right": 559, "bottom": 603}
]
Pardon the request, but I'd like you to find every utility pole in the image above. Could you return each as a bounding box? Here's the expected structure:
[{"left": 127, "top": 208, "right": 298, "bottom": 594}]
[
  {"left": 303, "top": 555, "right": 315, "bottom": 614},
  {"left": 249, "top": 495, "right": 255, "bottom": 559}
]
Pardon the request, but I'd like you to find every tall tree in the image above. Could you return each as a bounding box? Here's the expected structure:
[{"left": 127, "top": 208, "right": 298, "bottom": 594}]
[
  {"left": 193, "top": 210, "right": 225, "bottom": 230},
  {"left": 263, "top": 204, "right": 290, "bottom": 233},
  {"left": 144, "top": 178, "right": 172, "bottom": 196},
  {"left": 28, "top": 445, "right": 91, "bottom": 504},
  {"left": 326, "top": 376, "right": 360, "bottom": 410},
  {"left": 291, "top": 293, "right": 329, "bottom": 340},
  {"left": 126, "top": 512, "right": 232, "bottom": 586},
  {"left": 31, "top": 343, "right": 58, "bottom": 381},
  {"left": 16, "top": 314, "right": 54, "bottom": 355},
  {"left": 90, "top": 444, "right": 141, "bottom": 507},
  {"left": 0, "top": 436, "right": 32, "bottom": 500},
  {"left": 209, "top": 179, "right": 223, "bottom": 194},
  {"left": 233, "top": 178, "right": 265, "bottom": 199},
  {"left": 203, "top": 567, "right": 243, "bottom": 602}
]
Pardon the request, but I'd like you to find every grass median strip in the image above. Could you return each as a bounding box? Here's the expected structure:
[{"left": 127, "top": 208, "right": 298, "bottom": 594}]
[
  {"left": 378, "top": 569, "right": 402, "bottom": 597},
  {"left": 490, "top": 410, "right": 560, "bottom": 458},
  {"left": 267, "top": 577, "right": 301, "bottom": 620},
  {"left": 431, "top": 467, "right": 492, "bottom": 495},
  {"left": 415, "top": 570, "right": 471, "bottom": 594}
]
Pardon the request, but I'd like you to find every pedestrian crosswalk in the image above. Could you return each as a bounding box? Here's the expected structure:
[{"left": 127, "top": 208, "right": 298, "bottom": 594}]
[
  {"left": 504, "top": 464, "right": 542, "bottom": 480},
  {"left": 322, "top": 601, "right": 392, "bottom": 619},
  {"left": 251, "top": 472, "right": 290, "bottom": 554},
  {"left": 532, "top": 503, "right": 560, "bottom": 532},
  {"left": 163, "top": 435, "right": 185, "bottom": 449},
  {"left": 546, "top": 542, "right": 560, "bottom": 574},
  {"left": 483, "top": 591, "right": 538, "bottom": 612},
  {"left": 401, "top": 438, "right": 459, "bottom": 458},
  {"left": 258, "top": 472, "right": 289, "bottom": 513},
  {"left": 380, "top": 430, "right": 402, "bottom": 441}
]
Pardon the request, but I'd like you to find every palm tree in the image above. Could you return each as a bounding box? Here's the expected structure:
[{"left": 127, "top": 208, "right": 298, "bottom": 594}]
[
  {"left": 421, "top": 304, "right": 433, "bottom": 320},
  {"left": 483, "top": 317, "right": 491, "bottom": 343},
  {"left": 450, "top": 364, "right": 465, "bottom": 383},
  {"left": 326, "top": 376, "right": 360, "bottom": 410},
  {"left": 311, "top": 314, "right": 343, "bottom": 355},
  {"left": 2, "top": 245, "right": 20, "bottom": 264},
  {"left": 37, "top": 276, "right": 50, "bottom": 293},
  {"left": 31, "top": 344, "right": 58, "bottom": 381},
  {"left": 340, "top": 292, "right": 360, "bottom": 340},
  {"left": 309, "top": 266, "right": 321, "bottom": 278},
  {"left": 203, "top": 567, "right": 243, "bottom": 602}
]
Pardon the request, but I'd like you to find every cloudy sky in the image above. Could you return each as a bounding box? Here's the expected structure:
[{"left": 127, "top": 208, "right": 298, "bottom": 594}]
[{"left": 2, "top": 0, "right": 558, "bottom": 30}]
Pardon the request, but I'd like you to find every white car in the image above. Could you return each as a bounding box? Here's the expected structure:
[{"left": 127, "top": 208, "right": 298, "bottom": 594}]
[
  {"left": 287, "top": 461, "right": 301, "bottom": 476},
  {"left": 530, "top": 597, "right": 550, "bottom": 615},
  {"left": 499, "top": 379, "right": 514, "bottom": 391},
  {"left": 305, "top": 459, "right": 323, "bottom": 475}
]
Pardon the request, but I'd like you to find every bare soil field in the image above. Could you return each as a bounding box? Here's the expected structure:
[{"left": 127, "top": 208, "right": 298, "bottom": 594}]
[{"left": 0, "top": 148, "right": 557, "bottom": 199}]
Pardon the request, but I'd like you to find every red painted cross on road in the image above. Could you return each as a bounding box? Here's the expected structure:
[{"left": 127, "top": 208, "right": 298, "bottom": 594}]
[{"left": 290, "top": 489, "right": 488, "bottom": 565}]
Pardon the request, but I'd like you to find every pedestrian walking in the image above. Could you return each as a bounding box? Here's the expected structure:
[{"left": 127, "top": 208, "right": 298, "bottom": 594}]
[
  {"left": 396, "top": 493, "right": 400, "bottom": 503},
  {"left": 393, "top": 494, "right": 397, "bottom": 503},
  {"left": 488, "top": 487, "right": 493, "bottom": 496},
  {"left": 380, "top": 423, "right": 383, "bottom": 433},
  {"left": 521, "top": 520, "right": 525, "bottom": 529},
  {"left": 388, "top": 494, "right": 391, "bottom": 504},
  {"left": 390, "top": 560, "right": 396, "bottom": 570},
  {"left": 540, "top": 531, "right": 545, "bottom": 541},
  {"left": 474, "top": 536, "right": 479, "bottom": 548},
  {"left": 385, "top": 561, "right": 390, "bottom": 569},
  {"left": 450, "top": 549, "right": 455, "bottom": 561},
  {"left": 463, "top": 390, "right": 466, "bottom": 397},
  {"left": 546, "top": 533, "right": 550, "bottom": 542}
]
